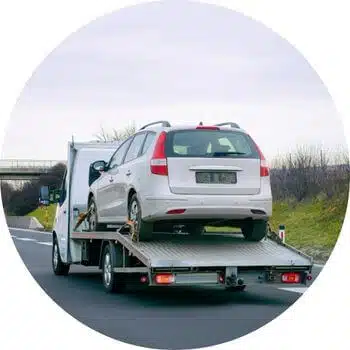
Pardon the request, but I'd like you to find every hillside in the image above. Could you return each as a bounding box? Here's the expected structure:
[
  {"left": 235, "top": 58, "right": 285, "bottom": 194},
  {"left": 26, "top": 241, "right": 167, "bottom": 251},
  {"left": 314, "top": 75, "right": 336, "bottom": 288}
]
[
  {"left": 27, "top": 204, "right": 57, "bottom": 231},
  {"left": 269, "top": 195, "right": 348, "bottom": 263}
]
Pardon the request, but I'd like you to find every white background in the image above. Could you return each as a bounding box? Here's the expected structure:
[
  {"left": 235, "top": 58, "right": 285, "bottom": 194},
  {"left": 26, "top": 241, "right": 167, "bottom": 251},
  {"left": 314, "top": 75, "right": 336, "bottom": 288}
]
[{"left": 0, "top": 1, "right": 349, "bottom": 349}]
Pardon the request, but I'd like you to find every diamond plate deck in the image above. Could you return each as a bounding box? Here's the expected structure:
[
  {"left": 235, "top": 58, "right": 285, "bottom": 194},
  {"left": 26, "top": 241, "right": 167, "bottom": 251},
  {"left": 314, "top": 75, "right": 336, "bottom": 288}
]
[{"left": 115, "top": 233, "right": 312, "bottom": 268}]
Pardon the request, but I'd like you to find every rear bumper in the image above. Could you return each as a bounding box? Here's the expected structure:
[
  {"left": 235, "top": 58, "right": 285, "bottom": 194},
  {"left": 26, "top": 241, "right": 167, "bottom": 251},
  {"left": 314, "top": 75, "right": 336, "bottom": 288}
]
[{"left": 141, "top": 194, "right": 272, "bottom": 222}]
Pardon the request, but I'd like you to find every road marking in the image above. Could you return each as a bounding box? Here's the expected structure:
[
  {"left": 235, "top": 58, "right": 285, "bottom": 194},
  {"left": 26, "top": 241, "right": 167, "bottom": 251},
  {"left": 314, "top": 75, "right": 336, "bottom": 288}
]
[
  {"left": 279, "top": 287, "right": 308, "bottom": 294},
  {"left": 37, "top": 241, "right": 52, "bottom": 246},
  {"left": 15, "top": 237, "right": 37, "bottom": 242},
  {"left": 8, "top": 227, "right": 52, "bottom": 235}
]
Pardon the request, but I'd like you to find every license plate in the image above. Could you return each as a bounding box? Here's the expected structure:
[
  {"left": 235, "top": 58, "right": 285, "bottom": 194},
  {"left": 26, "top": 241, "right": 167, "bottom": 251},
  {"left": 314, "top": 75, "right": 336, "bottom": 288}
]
[{"left": 195, "top": 171, "right": 237, "bottom": 184}]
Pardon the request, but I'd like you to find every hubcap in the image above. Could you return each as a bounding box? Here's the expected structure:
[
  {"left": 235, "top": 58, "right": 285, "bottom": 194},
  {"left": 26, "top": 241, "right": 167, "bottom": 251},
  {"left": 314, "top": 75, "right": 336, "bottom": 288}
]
[
  {"left": 53, "top": 242, "right": 58, "bottom": 269},
  {"left": 104, "top": 252, "right": 112, "bottom": 286}
]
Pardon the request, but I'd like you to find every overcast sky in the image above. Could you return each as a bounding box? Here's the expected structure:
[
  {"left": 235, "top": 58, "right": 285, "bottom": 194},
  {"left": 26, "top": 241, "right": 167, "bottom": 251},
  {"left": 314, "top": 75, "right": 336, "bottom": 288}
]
[{"left": 1, "top": 0, "right": 347, "bottom": 162}]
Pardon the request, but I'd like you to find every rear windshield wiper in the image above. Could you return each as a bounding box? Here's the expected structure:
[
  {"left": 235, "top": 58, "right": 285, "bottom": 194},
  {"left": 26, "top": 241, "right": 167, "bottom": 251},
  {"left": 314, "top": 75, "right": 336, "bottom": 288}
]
[{"left": 212, "top": 152, "right": 247, "bottom": 157}]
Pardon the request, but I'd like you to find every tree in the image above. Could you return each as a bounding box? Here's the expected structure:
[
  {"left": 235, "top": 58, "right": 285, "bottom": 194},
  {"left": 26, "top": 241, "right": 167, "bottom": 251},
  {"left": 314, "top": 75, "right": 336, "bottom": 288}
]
[{"left": 95, "top": 123, "right": 137, "bottom": 142}]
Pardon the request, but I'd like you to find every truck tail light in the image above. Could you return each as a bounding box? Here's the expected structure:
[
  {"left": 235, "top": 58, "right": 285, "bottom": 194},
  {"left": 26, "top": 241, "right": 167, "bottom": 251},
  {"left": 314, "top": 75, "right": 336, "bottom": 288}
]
[
  {"left": 281, "top": 272, "right": 301, "bottom": 284},
  {"left": 155, "top": 273, "right": 175, "bottom": 285}
]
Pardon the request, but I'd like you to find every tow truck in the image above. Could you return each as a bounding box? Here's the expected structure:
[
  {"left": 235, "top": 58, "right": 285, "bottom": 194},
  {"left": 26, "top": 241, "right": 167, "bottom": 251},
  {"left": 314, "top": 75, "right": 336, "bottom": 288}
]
[{"left": 47, "top": 140, "right": 313, "bottom": 293}]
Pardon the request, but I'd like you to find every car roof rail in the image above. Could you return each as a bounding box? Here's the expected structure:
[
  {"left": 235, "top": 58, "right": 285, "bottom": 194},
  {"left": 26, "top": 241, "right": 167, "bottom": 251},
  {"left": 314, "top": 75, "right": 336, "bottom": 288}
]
[
  {"left": 215, "top": 122, "right": 240, "bottom": 129},
  {"left": 139, "top": 120, "right": 171, "bottom": 130}
]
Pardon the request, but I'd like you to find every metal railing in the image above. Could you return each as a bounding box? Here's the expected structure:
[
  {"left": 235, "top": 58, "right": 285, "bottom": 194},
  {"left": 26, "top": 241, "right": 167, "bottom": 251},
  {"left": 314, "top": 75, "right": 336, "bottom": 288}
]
[{"left": 0, "top": 159, "right": 65, "bottom": 170}]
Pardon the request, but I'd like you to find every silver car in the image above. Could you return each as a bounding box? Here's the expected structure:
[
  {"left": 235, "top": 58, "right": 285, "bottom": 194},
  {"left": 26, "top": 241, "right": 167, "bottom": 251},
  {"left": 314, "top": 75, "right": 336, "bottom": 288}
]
[{"left": 87, "top": 121, "right": 272, "bottom": 241}]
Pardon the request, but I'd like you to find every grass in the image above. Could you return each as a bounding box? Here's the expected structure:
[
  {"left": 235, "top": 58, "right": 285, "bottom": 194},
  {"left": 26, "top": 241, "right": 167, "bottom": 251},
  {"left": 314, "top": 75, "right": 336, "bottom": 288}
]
[
  {"left": 27, "top": 204, "right": 57, "bottom": 231},
  {"left": 208, "top": 194, "right": 348, "bottom": 263},
  {"left": 269, "top": 195, "right": 348, "bottom": 262}
]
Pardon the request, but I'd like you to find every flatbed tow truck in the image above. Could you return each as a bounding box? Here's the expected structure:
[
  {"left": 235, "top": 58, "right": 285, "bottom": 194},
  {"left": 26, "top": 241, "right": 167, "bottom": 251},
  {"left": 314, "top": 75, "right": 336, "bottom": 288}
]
[{"left": 50, "top": 141, "right": 313, "bottom": 293}]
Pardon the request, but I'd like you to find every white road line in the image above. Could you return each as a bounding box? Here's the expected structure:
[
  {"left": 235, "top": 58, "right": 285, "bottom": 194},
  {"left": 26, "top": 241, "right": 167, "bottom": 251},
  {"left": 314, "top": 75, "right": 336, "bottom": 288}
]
[
  {"left": 8, "top": 227, "right": 52, "bottom": 235},
  {"left": 14, "top": 237, "right": 37, "bottom": 242},
  {"left": 36, "top": 241, "right": 52, "bottom": 246},
  {"left": 279, "top": 287, "right": 308, "bottom": 294}
]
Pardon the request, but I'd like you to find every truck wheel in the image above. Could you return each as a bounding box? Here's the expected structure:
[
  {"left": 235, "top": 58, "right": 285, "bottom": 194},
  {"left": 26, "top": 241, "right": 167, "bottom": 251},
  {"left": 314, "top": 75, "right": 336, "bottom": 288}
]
[
  {"left": 52, "top": 236, "right": 70, "bottom": 276},
  {"left": 88, "top": 197, "right": 106, "bottom": 231},
  {"left": 186, "top": 224, "right": 204, "bottom": 236},
  {"left": 225, "top": 285, "right": 246, "bottom": 292},
  {"left": 102, "top": 244, "right": 126, "bottom": 293},
  {"left": 241, "top": 220, "right": 267, "bottom": 242},
  {"left": 128, "top": 194, "right": 153, "bottom": 241}
]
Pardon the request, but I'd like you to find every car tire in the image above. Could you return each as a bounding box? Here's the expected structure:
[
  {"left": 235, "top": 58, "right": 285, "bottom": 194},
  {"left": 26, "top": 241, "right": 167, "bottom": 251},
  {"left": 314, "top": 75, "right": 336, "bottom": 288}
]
[
  {"left": 102, "top": 244, "right": 126, "bottom": 293},
  {"left": 52, "top": 236, "right": 70, "bottom": 276},
  {"left": 88, "top": 197, "right": 106, "bottom": 231},
  {"left": 241, "top": 220, "right": 268, "bottom": 242},
  {"left": 186, "top": 224, "right": 204, "bottom": 237},
  {"left": 128, "top": 193, "right": 153, "bottom": 242}
]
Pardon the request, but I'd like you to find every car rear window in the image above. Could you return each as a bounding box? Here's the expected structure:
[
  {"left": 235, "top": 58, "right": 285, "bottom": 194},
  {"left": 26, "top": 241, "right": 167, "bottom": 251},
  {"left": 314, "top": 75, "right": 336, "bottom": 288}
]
[{"left": 165, "top": 129, "right": 260, "bottom": 159}]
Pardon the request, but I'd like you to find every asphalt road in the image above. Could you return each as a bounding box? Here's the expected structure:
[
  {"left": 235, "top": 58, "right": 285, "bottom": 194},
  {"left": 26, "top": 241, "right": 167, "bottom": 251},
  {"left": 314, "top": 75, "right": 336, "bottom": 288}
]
[{"left": 10, "top": 228, "right": 322, "bottom": 350}]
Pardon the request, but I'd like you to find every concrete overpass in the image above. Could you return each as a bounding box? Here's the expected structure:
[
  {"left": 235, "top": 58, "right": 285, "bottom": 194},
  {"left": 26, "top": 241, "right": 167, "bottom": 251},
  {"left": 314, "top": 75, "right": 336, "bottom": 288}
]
[{"left": 0, "top": 159, "right": 66, "bottom": 180}]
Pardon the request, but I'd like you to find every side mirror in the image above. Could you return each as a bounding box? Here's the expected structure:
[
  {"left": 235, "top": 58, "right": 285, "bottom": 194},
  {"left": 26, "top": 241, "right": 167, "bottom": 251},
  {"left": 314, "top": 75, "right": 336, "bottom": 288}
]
[
  {"left": 89, "top": 160, "right": 107, "bottom": 187},
  {"left": 39, "top": 186, "right": 50, "bottom": 206},
  {"left": 92, "top": 160, "right": 107, "bottom": 172},
  {"left": 50, "top": 189, "right": 61, "bottom": 204}
]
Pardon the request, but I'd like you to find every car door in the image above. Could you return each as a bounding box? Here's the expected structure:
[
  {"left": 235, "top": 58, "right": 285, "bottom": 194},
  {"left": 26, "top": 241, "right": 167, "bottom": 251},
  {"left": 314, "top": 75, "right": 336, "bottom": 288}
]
[
  {"left": 114, "top": 132, "right": 147, "bottom": 218},
  {"left": 97, "top": 137, "right": 133, "bottom": 221}
]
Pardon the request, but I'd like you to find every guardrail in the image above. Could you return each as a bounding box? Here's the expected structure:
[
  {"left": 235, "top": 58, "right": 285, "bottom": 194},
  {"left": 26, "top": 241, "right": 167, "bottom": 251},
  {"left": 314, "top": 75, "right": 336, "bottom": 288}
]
[{"left": 0, "top": 159, "right": 65, "bottom": 169}]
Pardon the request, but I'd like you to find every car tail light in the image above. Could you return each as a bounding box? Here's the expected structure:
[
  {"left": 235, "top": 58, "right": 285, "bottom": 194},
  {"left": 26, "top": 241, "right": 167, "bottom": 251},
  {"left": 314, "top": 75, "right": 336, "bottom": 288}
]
[
  {"left": 281, "top": 272, "right": 301, "bottom": 284},
  {"left": 250, "top": 137, "right": 269, "bottom": 177},
  {"left": 150, "top": 131, "right": 168, "bottom": 176},
  {"left": 196, "top": 126, "right": 220, "bottom": 130},
  {"left": 166, "top": 209, "right": 186, "bottom": 215},
  {"left": 155, "top": 273, "right": 175, "bottom": 284}
]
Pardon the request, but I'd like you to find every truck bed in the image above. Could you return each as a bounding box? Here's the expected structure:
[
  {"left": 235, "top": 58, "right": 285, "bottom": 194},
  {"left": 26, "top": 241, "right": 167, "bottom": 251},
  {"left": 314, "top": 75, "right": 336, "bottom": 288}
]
[{"left": 71, "top": 231, "right": 312, "bottom": 268}]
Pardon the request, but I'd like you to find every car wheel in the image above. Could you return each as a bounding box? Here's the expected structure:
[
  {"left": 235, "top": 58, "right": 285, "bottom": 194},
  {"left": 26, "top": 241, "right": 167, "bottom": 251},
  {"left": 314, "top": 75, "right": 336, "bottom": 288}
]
[
  {"left": 186, "top": 224, "right": 204, "bottom": 236},
  {"left": 241, "top": 220, "right": 268, "bottom": 242},
  {"left": 88, "top": 197, "right": 106, "bottom": 231},
  {"left": 128, "top": 194, "right": 153, "bottom": 241},
  {"left": 102, "top": 244, "right": 126, "bottom": 293},
  {"left": 52, "top": 236, "right": 70, "bottom": 276}
]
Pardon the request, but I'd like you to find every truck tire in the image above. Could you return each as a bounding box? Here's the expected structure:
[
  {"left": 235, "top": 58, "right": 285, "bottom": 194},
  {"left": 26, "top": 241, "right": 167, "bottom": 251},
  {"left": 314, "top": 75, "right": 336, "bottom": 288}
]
[
  {"left": 241, "top": 220, "right": 268, "bottom": 242},
  {"left": 225, "top": 285, "right": 246, "bottom": 292},
  {"left": 52, "top": 236, "right": 70, "bottom": 276},
  {"left": 102, "top": 244, "right": 126, "bottom": 293},
  {"left": 88, "top": 197, "right": 106, "bottom": 231},
  {"left": 128, "top": 193, "right": 153, "bottom": 242}
]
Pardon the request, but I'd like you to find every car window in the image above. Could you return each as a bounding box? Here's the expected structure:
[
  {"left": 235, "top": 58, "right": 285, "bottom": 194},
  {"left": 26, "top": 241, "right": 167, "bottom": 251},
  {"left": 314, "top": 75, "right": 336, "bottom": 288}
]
[
  {"left": 140, "top": 132, "right": 156, "bottom": 155},
  {"left": 166, "top": 130, "right": 259, "bottom": 159},
  {"left": 124, "top": 133, "right": 147, "bottom": 163},
  {"left": 109, "top": 138, "right": 132, "bottom": 169}
]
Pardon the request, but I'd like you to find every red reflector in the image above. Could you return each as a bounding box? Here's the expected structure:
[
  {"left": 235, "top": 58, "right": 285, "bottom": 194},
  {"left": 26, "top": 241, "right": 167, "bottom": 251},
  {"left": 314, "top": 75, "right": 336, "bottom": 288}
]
[
  {"left": 196, "top": 126, "right": 219, "bottom": 130},
  {"left": 218, "top": 274, "right": 225, "bottom": 284},
  {"left": 307, "top": 274, "right": 312, "bottom": 281},
  {"left": 155, "top": 273, "right": 175, "bottom": 284},
  {"left": 281, "top": 272, "right": 301, "bottom": 284},
  {"left": 140, "top": 275, "right": 148, "bottom": 283},
  {"left": 166, "top": 209, "right": 186, "bottom": 215}
]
